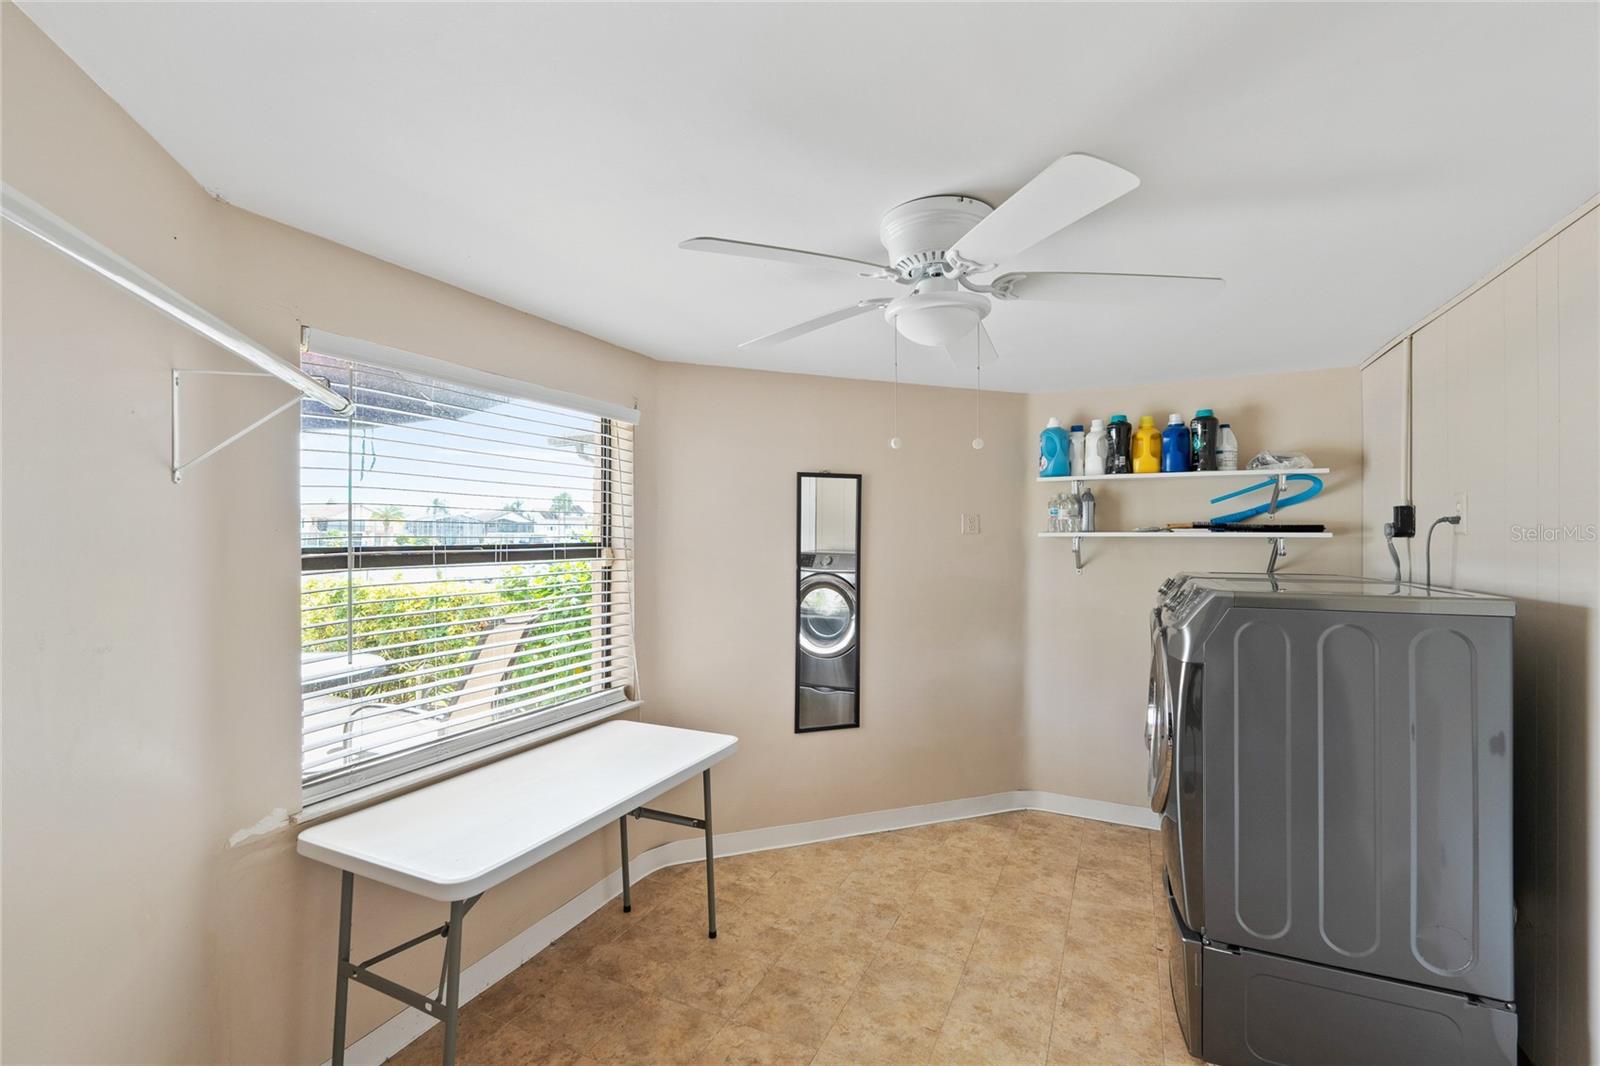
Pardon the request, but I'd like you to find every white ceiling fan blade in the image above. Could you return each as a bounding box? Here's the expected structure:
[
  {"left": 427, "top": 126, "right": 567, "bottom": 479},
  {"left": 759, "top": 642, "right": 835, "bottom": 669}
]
[
  {"left": 738, "top": 298, "right": 892, "bottom": 349},
  {"left": 944, "top": 323, "right": 1000, "bottom": 367},
  {"left": 681, "top": 237, "right": 895, "bottom": 281},
  {"left": 992, "top": 271, "right": 1224, "bottom": 303},
  {"left": 950, "top": 154, "right": 1140, "bottom": 271}
]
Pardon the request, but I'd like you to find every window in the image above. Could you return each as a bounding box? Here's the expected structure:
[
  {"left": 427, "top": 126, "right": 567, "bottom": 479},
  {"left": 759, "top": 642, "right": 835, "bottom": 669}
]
[{"left": 298, "top": 340, "right": 634, "bottom": 803}]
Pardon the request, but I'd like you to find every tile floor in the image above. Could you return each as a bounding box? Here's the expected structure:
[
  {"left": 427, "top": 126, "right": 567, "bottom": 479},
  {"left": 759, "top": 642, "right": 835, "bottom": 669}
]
[{"left": 388, "top": 811, "right": 1203, "bottom": 1065}]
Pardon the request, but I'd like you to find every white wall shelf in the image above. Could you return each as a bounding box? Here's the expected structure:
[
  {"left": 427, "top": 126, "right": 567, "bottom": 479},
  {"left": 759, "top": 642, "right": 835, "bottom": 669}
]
[
  {"left": 1042, "top": 527, "right": 1332, "bottom": 575},
  {"left": 1037, "top": 467, "right": 1328, "bottom": 484},
  {"left": 1038, "top": 530, "right": 1332, "bottom": 539},
  {"left": 1035, "top": 466, "right": 1336, "bottom": 574}
]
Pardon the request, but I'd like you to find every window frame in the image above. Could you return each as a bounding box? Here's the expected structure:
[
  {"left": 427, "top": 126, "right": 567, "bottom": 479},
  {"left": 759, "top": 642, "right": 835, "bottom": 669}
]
[{"left": 297, "top": 357, "right": 633, "bottom": 806}]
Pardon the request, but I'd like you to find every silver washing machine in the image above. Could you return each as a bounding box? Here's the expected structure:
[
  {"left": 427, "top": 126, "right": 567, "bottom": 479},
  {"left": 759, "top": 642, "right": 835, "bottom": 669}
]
[
  {"left": 796, "top": 551, "right": 857, "bottom": 729},
  {"left": 1148, "top": 572, "right": 1518, "bottom": 1066}
]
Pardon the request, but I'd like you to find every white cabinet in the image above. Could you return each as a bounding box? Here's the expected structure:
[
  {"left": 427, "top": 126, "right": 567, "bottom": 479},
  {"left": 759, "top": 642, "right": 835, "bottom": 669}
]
[{"left": 1359, "top": 205, "right": 1598, "bottom": 1066}]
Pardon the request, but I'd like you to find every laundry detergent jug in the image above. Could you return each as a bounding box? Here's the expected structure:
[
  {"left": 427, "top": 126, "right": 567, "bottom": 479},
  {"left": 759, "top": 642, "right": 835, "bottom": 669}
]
[
  {"left": 1039, "top": 418, "right": 1070, "bottom": 477},
  {"left": 1083, "top": 419, "right": 1109, "bottom": 476},
  {"left": 1161, "top": 414, "right": 1190, "bottom": 473},
  {"left": 1132, "top": 416, "right": 1161, "bottom": 474}
]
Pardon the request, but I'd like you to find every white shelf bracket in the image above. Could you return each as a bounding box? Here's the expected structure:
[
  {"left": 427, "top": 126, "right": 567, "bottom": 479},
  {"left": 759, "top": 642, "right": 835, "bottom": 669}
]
[
  {"left": 1072, "top": 535, "right": 1084, "bottom": 574},
  {"left": 171, "top": 368, "right": 338, "bottom": 483}
]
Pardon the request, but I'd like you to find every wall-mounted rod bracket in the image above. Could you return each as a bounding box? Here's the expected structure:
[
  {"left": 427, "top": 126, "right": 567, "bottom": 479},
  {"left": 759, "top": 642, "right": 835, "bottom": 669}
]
[
  {"left": 171, "top": 368, "right": 335, "bottom": 483},
  {"left": 2, "top": 181, "right": 351, "bottom": 413}
]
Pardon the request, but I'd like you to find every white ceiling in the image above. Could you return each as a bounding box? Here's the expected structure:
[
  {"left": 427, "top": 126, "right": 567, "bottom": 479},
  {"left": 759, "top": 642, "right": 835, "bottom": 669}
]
[{"left": 20, "top": 2, "right": 1599, "bottom": 393}]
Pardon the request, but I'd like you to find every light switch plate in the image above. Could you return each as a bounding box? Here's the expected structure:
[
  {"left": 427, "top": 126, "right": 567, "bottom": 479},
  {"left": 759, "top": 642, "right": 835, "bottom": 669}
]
[{"left": 961, "top": 513, "right": 982, "bottom": 535}]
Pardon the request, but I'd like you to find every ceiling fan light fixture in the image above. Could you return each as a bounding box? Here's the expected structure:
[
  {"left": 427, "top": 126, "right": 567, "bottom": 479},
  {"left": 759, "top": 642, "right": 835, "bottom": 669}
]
[{"left": 884, "top": 287, "right": 990, "bottom": 348}]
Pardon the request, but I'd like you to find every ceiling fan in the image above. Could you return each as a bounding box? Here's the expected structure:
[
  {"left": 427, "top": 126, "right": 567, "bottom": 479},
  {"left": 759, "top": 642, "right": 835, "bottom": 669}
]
[{"left": 680, "top": 154, "right": 1223, "bottom": 358}]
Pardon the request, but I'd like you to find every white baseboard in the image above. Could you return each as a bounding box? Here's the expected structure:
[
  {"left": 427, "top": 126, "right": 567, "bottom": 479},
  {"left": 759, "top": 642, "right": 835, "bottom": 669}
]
[
  {"left": 1011, "top": 790, "right": 1160, "bottom": 831},
  {"left": 326, "top": 788, "right": 1158, "bottom": 1066}
]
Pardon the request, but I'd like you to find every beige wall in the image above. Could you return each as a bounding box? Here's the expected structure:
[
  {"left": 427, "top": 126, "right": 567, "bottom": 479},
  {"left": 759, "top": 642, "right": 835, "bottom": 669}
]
[
  {"left": 1360, "top": 206, "right": 1600, "bottom": 1065},
  {"left": 644, "top": 364, "right": 1027, "bottom": 833},
  {"left": 1021, "top": 372, "right": 1364, "bottom": 806},
  {"left": 1, "top": 7, "right": 1029, "bottom": 1062},
  {"left": 0, "top": 6, "right": 662, "bottom": 1063}
]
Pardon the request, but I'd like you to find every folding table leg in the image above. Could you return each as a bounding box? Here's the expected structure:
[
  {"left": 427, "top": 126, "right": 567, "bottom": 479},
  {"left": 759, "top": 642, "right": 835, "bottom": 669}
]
[
  {"left": 331, "top": 871, "right": 354, "bottom": 1066},
  {"left": 619, "top": 814, "right": 633, "bottom": 913},
  {"left": 441, "top": 898, "right": 466, "bottom": 1066},
  {"left": 703, "top": 769, "right": 717, "bottom": 939}
]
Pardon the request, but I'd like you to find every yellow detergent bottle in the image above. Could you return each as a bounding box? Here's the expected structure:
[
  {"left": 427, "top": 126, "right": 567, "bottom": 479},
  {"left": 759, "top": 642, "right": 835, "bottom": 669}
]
[{"left": 1133, "top": 415, "right": 1162, "bottom": 473}]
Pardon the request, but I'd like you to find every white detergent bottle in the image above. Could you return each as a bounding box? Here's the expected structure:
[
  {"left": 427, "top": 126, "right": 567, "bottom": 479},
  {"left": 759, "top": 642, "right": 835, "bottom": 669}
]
[
  {"left": 1217, "top": 424, "right": 1239, "bottom": 471},
  {"left": 1084, "top": 418, "right": 1108, "bottom": 476}
]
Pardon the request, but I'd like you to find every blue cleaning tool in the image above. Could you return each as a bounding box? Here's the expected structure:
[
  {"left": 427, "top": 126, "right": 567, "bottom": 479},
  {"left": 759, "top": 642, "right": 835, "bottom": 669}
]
[{"left": 1208, "top": 473, "right": 1323, "bottom": 525}]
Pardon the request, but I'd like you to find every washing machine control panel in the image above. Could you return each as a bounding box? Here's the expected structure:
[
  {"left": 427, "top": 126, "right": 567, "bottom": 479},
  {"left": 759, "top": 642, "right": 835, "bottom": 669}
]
[
  {"left": 1156, "top": 576, "right": 1227, "bottom": 655},
  {"left": 1157, "top": 577, "right": 1202, "bottom": 618}
]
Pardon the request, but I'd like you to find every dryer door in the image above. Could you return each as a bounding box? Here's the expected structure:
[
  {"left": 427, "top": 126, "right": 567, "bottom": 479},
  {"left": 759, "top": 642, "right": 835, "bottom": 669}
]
[
  {"left": 1148, "top": 612, "right": 1175, "bottom": 813},
  {"left": 798, "top": 572, "right": 857, "bottom": 659}
]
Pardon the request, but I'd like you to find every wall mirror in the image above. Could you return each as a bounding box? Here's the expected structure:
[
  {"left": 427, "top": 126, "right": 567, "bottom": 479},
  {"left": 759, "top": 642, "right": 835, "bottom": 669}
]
[{"left": 795, "top": 473, "right": 861, "bottom": 732}]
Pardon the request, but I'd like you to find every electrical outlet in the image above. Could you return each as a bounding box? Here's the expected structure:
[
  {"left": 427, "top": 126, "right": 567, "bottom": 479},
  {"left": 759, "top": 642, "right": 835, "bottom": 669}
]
[
  {"left": 961, "top": 513, "right": 982, "bottom": 535},
  {"left": 1453, "top": 491, "right": 1469, "bottom": 534}
]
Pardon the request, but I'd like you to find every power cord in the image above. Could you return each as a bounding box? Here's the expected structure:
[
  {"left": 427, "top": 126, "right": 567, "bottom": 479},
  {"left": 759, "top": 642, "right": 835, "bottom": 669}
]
[{"left": 1425, "top": 514, "right": 1461, "bottom": 594}]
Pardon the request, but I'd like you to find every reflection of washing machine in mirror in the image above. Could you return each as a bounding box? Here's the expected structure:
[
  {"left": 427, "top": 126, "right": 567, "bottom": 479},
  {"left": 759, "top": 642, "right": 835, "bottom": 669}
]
[
  {"left": 799, "top": 570, "right": 856, "bottom": 658},
  {"left": 797, "top": 561, "right": 858, "bottom": 697},
  {"left": 795, "top": 475, "right": 861, "bottom": 732}
]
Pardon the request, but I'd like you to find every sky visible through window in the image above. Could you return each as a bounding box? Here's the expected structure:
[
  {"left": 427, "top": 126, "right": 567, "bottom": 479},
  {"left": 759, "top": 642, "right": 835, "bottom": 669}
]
[{"left": 298, "top": 354, "right": 607, "bottom": 546}]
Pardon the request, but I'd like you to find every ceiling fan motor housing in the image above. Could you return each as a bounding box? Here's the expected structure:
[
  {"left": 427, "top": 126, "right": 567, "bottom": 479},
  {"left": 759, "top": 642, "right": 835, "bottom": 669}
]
[{"left": 878, "top": 195, "right": 992, "bottom": 279}]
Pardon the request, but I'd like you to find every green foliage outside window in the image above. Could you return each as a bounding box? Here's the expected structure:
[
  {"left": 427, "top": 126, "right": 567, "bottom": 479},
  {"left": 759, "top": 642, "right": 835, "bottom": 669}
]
[{"left": 301, "top": 560, "right": 599, "bottom": 713}]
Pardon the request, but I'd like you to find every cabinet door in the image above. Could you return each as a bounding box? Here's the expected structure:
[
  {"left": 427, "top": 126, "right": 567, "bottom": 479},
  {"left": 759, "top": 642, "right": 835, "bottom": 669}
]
[{"left": 1360, "top": 339, "right": 1409, "bottom": 581}]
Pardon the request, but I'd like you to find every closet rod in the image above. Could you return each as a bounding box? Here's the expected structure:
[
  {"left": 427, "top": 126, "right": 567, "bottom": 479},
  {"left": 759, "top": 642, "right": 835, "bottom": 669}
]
[{"left": 1, "top": 182, "right": 352, "bottom": 414}]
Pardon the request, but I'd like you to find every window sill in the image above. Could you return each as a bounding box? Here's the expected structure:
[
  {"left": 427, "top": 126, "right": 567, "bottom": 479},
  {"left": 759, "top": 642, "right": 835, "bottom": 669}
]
[{"left": 295, "top": 700, "right": 641, "bottom": 827}]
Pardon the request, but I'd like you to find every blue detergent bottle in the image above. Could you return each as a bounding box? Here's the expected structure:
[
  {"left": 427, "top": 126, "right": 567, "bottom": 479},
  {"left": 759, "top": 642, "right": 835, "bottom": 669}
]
[
  {"left": 1039, "top": 417, "right": 1070, "bottom": 477},
  {"left": 1161, "top": 413, "right": 1191, "bottom": 472}
]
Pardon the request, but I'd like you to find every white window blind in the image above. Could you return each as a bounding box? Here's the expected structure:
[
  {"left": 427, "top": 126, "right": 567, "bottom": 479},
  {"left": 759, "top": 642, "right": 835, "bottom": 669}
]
[{"left": 298, "top": 350, "right": 634, "bottom": 803}]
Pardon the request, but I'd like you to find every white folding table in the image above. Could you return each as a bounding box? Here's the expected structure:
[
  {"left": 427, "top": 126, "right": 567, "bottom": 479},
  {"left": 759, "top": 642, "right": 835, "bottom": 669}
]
[{"left": 297, "top": 720, "right": 738, "bottom": 1066}]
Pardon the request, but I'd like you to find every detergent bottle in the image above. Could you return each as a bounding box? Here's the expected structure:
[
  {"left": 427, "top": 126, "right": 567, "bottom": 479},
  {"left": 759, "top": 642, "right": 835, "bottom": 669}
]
[
  {"left": 1083, "top": 419, "right": 1108, "bottom": 476},
  {"left": 1068, "top": 425, "right": 1085, "bottom": 475},
  {"left": 1106, "top": 415, "right": 1133, "bottom": 474},
  {"left": 1039, "top": 418, "right": 1070, "bottom": 477},
  {"left": 1132, "top": 416, "right": 1161, "bottom": 474},
  {"left": 1161, "top": 414, "right": 1191, "bottom": 473},
  {"left": 1217, "top": 423, "right": 1239, "bottom": 471},
  {"left": 1190, "top": 408, "right": 1220, "bottom": 471}
]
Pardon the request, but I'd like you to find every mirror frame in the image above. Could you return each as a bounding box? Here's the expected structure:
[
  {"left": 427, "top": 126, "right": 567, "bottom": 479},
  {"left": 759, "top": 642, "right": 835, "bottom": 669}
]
[{"left": 794, "top": 471, "right": 862, "bottom": 734}]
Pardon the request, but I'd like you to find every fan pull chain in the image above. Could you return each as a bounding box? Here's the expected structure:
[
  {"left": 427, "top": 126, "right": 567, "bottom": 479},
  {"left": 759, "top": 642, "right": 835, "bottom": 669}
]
[
  {"left": 889, "top": 328, "right": 903, "bottom": 450},
  {"left": 971, "top": 330, "right": 984, "bottom": 450}
]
